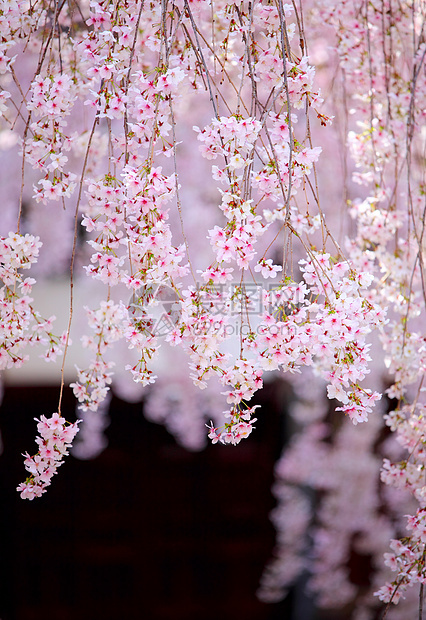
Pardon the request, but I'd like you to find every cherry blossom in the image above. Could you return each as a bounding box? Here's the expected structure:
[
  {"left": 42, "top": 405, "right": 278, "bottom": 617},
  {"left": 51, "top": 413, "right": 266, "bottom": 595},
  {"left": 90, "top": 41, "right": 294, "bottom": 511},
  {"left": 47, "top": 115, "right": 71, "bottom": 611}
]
[
  {"left": 1, "top": 1, "right": 425, "bottom": 617},
  {"left": 17, "top": 413, "right": 80, "bottom": 500}
]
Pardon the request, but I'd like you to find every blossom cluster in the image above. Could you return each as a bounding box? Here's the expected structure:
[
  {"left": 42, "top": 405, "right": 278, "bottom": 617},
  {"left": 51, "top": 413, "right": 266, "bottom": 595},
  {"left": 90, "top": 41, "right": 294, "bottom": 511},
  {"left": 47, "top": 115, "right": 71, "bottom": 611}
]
[
  {"left": 0, "top": 232, "right": 65, "bottom": 367},
  {"left": 257, "top": 0, "right": 426, "bottom": 615},
  {"left": 17, "top": 413, "right": 80, "bottom": 500},
  {"left": 375, "top": 511, "right": 426, "bottom": 605},
  {"left": 70, "top": 300, "right": 128, "bottom": 411},
  {"left": 0, "top": 1, "right": 386, "bottom": 508}
]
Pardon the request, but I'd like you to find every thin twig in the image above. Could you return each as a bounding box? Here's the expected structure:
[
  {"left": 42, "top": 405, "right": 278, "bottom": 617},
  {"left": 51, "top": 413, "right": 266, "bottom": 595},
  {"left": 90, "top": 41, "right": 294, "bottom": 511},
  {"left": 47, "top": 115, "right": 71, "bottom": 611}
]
[{"left": 57, "top": 116, "right": 99, "bottom": 414}]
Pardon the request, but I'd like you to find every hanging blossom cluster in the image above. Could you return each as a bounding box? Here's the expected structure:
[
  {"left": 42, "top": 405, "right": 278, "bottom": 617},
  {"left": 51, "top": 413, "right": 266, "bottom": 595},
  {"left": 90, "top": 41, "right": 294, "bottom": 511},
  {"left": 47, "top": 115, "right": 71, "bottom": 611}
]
[
  {"left": 1, "top": 9, "right": 381, "bottom": 471},
  {"left": 0, "top": 0, "right": 384, "bottom": 486},
  {"left": 375, "top": 506, "right": 426, "bottom": 606},
  {"left": 375, "top": 404, "right": 426, "bottom": 608},
  {"left": 207, "top": 256, "right": 384, "bottom": 445},
  {"left": 257, "top": 0, "right": 426, "bottom": 617},
  {"left": 0, "top": 232, "right": 67, "bottom": 367},
  {"left": 17, "top": 413, "right": 80, "bottom": 500},
  {"left": 70, "top": 300, "right": 128, "bottom": 411}
]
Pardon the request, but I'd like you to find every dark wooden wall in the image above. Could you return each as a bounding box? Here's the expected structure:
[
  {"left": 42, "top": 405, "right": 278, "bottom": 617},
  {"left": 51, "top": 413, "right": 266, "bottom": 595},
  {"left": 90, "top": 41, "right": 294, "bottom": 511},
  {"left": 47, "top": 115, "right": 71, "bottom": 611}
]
[{"left": 0, "top": 382, "right": 296, "bottom": 620}]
